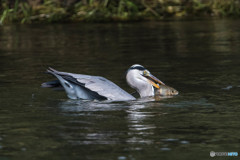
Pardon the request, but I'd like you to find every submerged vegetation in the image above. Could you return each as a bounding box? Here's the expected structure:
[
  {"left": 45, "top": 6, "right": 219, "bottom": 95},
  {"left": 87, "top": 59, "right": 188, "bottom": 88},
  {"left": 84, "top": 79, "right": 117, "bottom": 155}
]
[{"left": 1, "top": 0, "right": 240, "bottom": 24}]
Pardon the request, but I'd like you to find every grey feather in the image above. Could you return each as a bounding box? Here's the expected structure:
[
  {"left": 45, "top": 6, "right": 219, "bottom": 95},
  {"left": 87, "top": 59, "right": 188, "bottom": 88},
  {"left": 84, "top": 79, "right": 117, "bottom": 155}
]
[{"left": 46, "top": 67, "right": 136, "bottom": 101}]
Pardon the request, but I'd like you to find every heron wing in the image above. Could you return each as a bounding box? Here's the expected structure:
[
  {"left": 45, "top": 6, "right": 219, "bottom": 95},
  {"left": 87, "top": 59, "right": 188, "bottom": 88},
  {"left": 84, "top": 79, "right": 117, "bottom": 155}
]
[{"left": 47, "top": 67, "right": 136, "bottom": 101}]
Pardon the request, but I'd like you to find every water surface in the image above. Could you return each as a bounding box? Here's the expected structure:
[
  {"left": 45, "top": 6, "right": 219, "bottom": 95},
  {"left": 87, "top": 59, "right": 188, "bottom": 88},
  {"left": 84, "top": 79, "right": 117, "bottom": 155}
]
[{"left": 0, "top": 20, "right": 240, "bottom": 160}]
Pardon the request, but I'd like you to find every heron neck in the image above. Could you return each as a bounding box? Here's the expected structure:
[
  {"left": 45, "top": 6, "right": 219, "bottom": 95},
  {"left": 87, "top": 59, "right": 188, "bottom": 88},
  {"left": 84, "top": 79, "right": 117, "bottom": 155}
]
[
  {"left": 126, "top": 73, "right": 154, "bottom": 98},
  {"left": 138, "top": 85, "right": 154, "bottom": 97}
]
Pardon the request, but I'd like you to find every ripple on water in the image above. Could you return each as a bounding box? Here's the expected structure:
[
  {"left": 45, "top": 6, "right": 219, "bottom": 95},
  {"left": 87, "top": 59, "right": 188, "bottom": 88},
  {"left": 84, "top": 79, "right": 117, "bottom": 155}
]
[
  {"left": 163, "top": 98, "right": 215, "bottom": 108},
  {"left": 118, "top": 156, "right": 127, "bottom": 160}
]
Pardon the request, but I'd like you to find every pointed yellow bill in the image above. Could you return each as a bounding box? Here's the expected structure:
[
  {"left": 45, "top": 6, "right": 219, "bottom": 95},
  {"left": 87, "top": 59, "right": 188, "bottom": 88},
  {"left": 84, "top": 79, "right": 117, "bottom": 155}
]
[{"left": 147, "top": 79, "right": 160, "bottom": 89}]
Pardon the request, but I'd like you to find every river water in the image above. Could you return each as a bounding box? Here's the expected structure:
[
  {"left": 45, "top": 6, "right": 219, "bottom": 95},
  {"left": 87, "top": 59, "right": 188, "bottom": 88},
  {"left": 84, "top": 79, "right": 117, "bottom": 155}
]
[{"left": 0, "top": 20, "right": 240, "bottom": 160}]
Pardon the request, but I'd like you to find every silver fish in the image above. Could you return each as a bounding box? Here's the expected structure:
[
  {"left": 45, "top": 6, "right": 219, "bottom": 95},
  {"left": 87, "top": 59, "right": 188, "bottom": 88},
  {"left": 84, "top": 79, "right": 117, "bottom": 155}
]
[{"left": 155, "top": 85, "right": 179, "bottom": 96}]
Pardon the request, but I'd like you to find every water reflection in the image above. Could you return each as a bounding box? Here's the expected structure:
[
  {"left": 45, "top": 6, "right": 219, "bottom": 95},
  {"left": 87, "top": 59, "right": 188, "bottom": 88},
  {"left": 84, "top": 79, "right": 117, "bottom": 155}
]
[
  {"left": 126, "top": 104, "right": 155, "bottom": 145},
  {"left": 59, "top": 100, "right": 129, "bottom": 112},
  {"left": 57, "top": 99, "right": 160, "bottom": 145},
  {"left": 56, "top": 97, "right": 198, "bottom": 151}
]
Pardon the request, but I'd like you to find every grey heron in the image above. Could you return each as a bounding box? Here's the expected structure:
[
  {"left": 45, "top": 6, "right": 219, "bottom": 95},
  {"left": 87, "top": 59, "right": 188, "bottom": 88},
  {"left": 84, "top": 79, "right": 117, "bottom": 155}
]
[{"left": 41, "top": 64, "right": 178, "bottom": 101}]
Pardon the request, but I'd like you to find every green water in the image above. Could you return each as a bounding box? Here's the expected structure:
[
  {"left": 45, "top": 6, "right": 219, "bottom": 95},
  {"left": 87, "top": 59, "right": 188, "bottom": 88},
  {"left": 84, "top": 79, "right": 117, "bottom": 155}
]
[{"left": 0, "top": 20, "right": 240, "bottom": 160}]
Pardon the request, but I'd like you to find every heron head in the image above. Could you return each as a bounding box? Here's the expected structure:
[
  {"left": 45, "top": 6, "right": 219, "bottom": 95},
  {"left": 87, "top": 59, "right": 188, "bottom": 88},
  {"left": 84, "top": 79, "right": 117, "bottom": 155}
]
[{"left": 126, "top": 64, "right": 165, "bottom": 97}]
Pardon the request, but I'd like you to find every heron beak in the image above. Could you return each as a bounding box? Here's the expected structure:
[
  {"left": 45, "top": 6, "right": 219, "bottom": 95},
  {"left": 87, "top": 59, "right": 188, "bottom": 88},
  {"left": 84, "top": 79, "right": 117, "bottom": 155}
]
[{"left": 144, "top": 72, "right": 165, "bottom": 89}]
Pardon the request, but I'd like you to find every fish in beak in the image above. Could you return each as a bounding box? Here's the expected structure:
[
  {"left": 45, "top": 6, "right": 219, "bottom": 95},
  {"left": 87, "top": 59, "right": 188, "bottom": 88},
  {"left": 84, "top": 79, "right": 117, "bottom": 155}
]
[
  {"left": 155, "top": 85, "right": 179, "bottom": 96},
  {"left": 143, "top": 70, "right": 179, "bottom": 96}
]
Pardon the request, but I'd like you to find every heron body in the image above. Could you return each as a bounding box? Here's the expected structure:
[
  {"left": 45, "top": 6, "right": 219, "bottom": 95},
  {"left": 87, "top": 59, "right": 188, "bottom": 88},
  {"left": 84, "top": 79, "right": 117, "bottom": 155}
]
[{"left": 42, "top": 64, "right": 178, "bottom": 101}]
